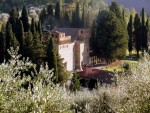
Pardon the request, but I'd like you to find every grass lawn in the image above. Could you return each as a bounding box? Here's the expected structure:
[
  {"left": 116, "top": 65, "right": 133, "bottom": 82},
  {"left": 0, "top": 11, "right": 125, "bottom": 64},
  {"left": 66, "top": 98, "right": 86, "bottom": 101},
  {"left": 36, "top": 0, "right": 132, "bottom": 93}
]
[
  {"left": 101, "top": 53, "right": 139, "bottom": 72},
  {"left": 102, "top": 66, "right": 122, "bottom": 72}
]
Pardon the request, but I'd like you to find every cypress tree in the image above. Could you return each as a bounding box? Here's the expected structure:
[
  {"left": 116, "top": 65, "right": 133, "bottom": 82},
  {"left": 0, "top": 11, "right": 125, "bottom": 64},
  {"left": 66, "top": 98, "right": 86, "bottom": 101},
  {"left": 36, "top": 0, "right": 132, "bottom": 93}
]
[
  {"left": 39, "top": 8, "right": 47, "bottom": 25},
  {"left": 70, "top": 73, "right": 80, "bottom": 91},
  {"left": 18, "top": 20, "right": 24, "bottom": 54},
  {"left": 134, "top": 13, "right": 142, "bottom": 57},
  {"left": 47, "top": 4, "right": 53, "bottom": 16},
  {"left": 55, "top": 1, "right": 61, "bottom": 20},
  {"left": 82, "top": 4, "right": 85, "bottom": 28},
  {"left": 144, "top": 18, "right": 149, "bottom": 52},
  {"left": 47, "top": 36, "right": 58, "bottom": 83},
  {"left": 20, "top": 4, "right": 29, "bottom": 32},
  {"left": 127, "top": 15, "right": 133, "bottom": 55},
  {"left": 23, "top": 31, "right": 33, "bottom": 58},
  {"left": 71, "top": 11, "right": 76, "bottom": 27},
  {"left": 57, "top": 54, "right": 70, "bottom": 85},
  {"left": 5, "top": 23, "right": 13, "bottom": 55},
  {"left": 31, "top": 18, "right": 36, "bottom": 36},
  {"left": 10, "top": 35, "right": 19, "bottom": 50},
  {"left": 141, "top": 8, "right": 145, "bottom": 51},
  {"left": 8, "top": 7, "right": 19, "bottom": 34},
  {"left": 0, "top": 32, "right": 5, "bottom": 63},
  {"left": 37, "top": 20, "right": 43, "bottom": 41},
  {"left": 75, "top": 2, "right": 81, "bottom": 27},
  {"left": 32, "top": 33, "right": 45, "bottom": 70},
  {"left": 63, "top": 10, "right": 70, "bottom": 27}
]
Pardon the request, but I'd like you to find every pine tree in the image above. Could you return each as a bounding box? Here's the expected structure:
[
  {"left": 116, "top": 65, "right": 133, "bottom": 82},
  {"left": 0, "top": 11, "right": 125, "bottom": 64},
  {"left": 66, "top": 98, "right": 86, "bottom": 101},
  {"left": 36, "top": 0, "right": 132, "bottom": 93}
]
[
  {"left": 20, "top": 4, "right": 29, "bottom": 32},
  {"left": 94, "top": 10, "right": 128, "bottom": 61},
  {"left": 134, "top": 13, "right": 142, "bottom": 57},
  {"left": 127, "top": 15, "right": 133, "bottom": 55},
  {"left": 109, "top": 1, "right": 122, "bottom": 18},
  {"left": 47, "top": 36, "right": 58, "bottom": 83},
  {"left": 70, "top": 73, "right": 80, "bottom": 91},
  {"left": 0, "top": 32, "right": 5, "bottom": 63},
  {"left": 55, "top": 1, "right": 61, "bottom": 20}
]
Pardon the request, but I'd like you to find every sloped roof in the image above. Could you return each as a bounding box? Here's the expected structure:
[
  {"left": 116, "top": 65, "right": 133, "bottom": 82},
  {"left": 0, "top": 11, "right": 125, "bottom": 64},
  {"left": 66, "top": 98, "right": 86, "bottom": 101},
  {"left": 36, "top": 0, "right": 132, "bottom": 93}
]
[
  {"left": 52, "top": 28, "right": 79, "bottom": 41},
  {"left": 79, "top": 69, "right": 114, "bottom": 84}
]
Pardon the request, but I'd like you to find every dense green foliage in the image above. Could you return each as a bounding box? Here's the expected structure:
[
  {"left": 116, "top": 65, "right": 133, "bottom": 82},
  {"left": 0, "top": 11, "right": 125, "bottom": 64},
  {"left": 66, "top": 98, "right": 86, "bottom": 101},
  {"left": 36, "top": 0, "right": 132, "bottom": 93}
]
[
  {"left": 127, "top": 15, "right": 133, "bottom": 54},
  {"left": 134, "top": 13, "right": 142, "bottom": 57},
  {"left": 91, "top": 2, "right": 128, "bottom": 61},
  {"left": 0, "top": 5, "right": 70, "bottom": 85},
  {"left": 0, "top": 32, "right": 5, "bottom": 63},
  {"left": 0, "top": 47, "right": 150, "bottom": 113},
  {"left": 47, "top": 37, "right": 58, "bottom": 83},
  {"left": 70, "top": 73, "right": 80, "bottom": 91},
  {"left": 20, "top": 5, "right": 29, "bottom": 32}
]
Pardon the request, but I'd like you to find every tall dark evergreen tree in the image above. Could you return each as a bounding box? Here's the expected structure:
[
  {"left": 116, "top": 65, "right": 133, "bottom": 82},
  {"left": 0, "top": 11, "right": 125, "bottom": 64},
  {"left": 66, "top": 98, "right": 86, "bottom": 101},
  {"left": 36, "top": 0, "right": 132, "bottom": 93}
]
[
  {"left": 47, "top": 4, "right": 53, "bottom": 16},
  {"left": 8, "top": 7, "right": 19, "bottom": 34},
  {"left": 31, "top": 18, "right": 36, "bottom": 36},
  {"left": 63, "top": 10, "right": 70, "bottom": 27},
  {"left": 71, "top": 11, "right": 76, "bottom": 27},
  {"left": 47, "top": 36, "right": 58, "bottom": 83},
  {"left": 37, "top": 20, "right": 43, "bottom": 41},
  {"left": 20, "top": 4, "right": 29, "bottom": 32},
  {"left": 18, "top": 20, "right": 24, "bottom": 54},
  {"left": 143, "top": 18, "right": 149, "bottom": 52},
  {"left": 134, "top": 13, "right": 142, "bottom": 57},
  {"left": 93, "top": 10, "right": 128, "bottom": 62},
  {"left": 82, "top": 4, "right": 85, "bottom": 28},
  {"left": 57, "top": 54, "right": 70, "bottom": 85},
  {"left": 70, "top": 73, "right": 80, "bottom": 91},
  {"left": 0, "top": 32, "right": 5, "bottom": 63},
  {"left": 5, "top": 23, "right": 13, "bottom": 61},
  {"left": 55, "top": 1, "right": 61, "bottom": 20},
  {"left": 75, "top": 2, "right": 81, "bottom": 27},
  {"left": 39, "top": 8, "right": 47, "bottom": 25},
  {"left": 32, "top": 33, "right": 45, "bottom": 70},
  {"left": 141, "top": 8, "right": 145, "bottom": 51},
  {"left": 127, "top": 15, "right": 133, "bottom": 55},
  {"left": 23, "top": 31, "right": 33, "bottom": 58}
]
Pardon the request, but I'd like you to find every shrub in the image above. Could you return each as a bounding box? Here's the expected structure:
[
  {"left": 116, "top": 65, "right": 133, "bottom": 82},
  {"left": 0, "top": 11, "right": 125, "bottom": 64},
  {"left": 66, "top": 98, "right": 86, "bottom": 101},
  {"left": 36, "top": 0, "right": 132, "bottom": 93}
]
[
  {"left": 0, "top": 47, "right": 71, "bottom": 112},
  {"left": 0, "top": 48, "right": 150, "bottom": 113}
]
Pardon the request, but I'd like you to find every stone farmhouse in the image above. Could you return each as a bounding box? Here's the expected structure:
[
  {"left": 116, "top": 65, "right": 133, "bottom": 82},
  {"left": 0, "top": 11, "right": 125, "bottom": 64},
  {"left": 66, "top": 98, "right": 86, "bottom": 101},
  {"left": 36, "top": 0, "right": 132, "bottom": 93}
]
[{"left": 51, "top": 28, "right": 91, "bottom": 71}]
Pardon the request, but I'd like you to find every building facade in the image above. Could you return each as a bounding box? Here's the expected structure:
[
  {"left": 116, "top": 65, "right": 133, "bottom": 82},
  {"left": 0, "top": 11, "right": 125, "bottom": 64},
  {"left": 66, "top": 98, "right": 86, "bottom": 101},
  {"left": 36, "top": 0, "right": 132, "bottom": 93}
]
[{"left": 51, "top": 28, "right": 91, "bottom": 71}]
